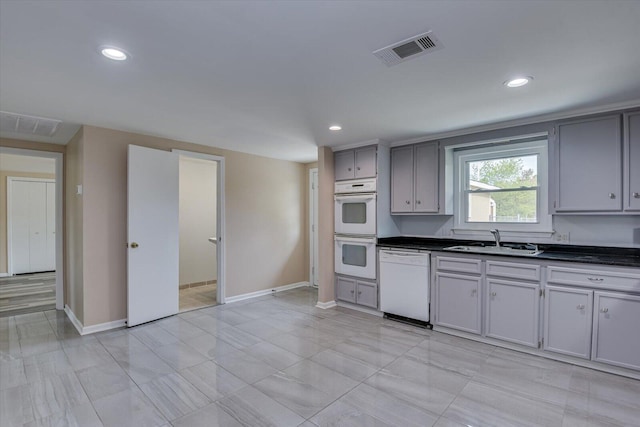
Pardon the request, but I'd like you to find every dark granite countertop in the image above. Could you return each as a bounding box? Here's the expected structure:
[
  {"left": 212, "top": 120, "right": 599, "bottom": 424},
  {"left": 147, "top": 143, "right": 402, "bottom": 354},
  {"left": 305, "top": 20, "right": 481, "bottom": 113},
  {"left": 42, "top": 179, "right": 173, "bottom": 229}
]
[{"left": 377, "top": 236, "right": 640, "bottom": 268}]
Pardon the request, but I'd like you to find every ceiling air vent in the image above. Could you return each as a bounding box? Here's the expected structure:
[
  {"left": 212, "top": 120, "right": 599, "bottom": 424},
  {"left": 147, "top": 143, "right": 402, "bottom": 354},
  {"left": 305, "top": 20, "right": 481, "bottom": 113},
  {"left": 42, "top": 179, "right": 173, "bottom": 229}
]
[
  {"left": 373, "top": 31, "right": 443, "bottom": 67},
  {"left": 0, "top": 111, "right": 61, "bottom": 137}
]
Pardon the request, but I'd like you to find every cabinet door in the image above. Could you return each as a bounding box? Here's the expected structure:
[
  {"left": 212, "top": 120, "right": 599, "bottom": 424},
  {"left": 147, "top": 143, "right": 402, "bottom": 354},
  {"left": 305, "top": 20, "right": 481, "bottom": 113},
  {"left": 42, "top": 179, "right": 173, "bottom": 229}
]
[
  {"left": 555, "top": 115, "right": 622, "bottom": 212},
  {"left": 485, "top": 279, "right": 539, "bottom": 347},
  {"left": 543, "top": 286, "right": 592, "bottom": 359},
  {"left": 624, "top": 112, "right": 640, "bottom": 211},
  {"left": 592, "top": 292, "right": 640, "bottom": 370},
  {"left": 391, "top": 146, "right": 414, "bottom": 212},
  {"left": 334, "top": 150, "right": 355, "bottom": 181},
  {"left": 336, "top": 276, "right": 357, "bottom": 303},
  {"left": 354, "top": 146, "right": 377, "bottom": 178},
  {"left": 414, "top": 142, "right": 439, "bottom": 213},
  {"left": 356, "top": 281, "right": 377, "bottom": 308},
  {"left": 434, "top": 272, "right": 481, "bottom": 334}
]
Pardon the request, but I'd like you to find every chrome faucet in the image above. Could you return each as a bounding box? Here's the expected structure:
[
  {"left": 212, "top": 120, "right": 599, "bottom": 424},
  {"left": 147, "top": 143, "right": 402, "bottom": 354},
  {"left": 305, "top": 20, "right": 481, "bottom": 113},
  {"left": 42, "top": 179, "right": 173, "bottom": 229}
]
[{"left": 489, "top": 229, "right": 501, "bottom": 248}]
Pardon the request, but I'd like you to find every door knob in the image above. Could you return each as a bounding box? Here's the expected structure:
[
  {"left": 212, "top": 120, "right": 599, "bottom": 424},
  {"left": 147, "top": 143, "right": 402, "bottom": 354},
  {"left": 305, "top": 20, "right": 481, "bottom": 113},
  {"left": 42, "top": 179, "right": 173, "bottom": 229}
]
[
  {"left": 633, "top": 192, "right": 640, "bottom": 199},
  {"left": 608, "top": 193, "right": 616, "bottom": 199},
  {"left": 130, "top": 242, "right": 139, "bottom": 248}
]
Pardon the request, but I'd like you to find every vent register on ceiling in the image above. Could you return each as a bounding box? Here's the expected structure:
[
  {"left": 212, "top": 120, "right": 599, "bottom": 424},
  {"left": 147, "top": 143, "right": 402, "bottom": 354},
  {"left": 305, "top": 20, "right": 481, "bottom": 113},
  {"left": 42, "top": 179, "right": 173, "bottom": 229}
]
[
  {"left": 373, "top": 31, "right": 444, "bottom": 67},
  {"left": 0, "top": 111, "right": 61, "bottom": 137}
]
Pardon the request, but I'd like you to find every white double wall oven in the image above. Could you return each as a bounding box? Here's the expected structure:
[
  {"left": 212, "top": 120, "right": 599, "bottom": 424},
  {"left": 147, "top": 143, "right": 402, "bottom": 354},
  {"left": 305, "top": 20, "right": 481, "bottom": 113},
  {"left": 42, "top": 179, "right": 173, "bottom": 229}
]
[{"left": 334, "top": 178, "right": 377, "bottom": 280}]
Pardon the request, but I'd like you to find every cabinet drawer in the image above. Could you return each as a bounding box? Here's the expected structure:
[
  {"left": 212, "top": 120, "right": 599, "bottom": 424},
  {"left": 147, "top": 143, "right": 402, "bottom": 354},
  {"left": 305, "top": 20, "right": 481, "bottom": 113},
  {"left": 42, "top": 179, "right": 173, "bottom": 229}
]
[
  {"left": 436, "top": 256, "right": 482, "bottom": 274},
  {"left": 486, "top": 260, "right": 540, "bottom": 281},
  {"left": 547, "top": 266, "right": 640, "bottom": 292}
]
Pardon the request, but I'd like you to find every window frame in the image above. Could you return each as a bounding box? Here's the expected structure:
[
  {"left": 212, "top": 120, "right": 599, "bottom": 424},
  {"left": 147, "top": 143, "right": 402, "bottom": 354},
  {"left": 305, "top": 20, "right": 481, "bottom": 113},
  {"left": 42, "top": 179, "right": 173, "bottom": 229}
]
[{"left": 453, "top": 139, "right": 552, "bottom": 234}]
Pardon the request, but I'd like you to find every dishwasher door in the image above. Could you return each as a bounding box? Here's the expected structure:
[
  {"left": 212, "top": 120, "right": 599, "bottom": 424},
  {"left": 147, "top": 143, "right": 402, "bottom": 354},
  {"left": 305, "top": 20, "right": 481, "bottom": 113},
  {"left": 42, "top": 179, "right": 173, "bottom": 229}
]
[{"left": 379, "top": 250, "right": 430, "bottom": 322}]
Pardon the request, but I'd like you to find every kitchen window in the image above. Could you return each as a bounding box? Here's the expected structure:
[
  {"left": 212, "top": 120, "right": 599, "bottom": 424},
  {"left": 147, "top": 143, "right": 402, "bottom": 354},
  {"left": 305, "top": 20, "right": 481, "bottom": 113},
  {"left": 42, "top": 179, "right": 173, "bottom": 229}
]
[{"left": 453, "top": 138, "right": 552, "bottom": 234}]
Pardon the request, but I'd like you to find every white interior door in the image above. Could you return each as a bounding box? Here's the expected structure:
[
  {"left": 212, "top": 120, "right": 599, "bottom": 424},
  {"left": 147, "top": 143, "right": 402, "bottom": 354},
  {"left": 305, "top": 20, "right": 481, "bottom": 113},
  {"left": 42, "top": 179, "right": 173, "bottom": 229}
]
[
  {"left": 127, "top": 145, "right": 179, "bottom": 327},
  {"left": 46, "top": 182, "right": 56, "bottom": 270},
  {"left": 28, "top": 182, "right": 48, "bottom": 272},
  {"left": 10, "top": 180, "right": 31, "bottom": 274}
]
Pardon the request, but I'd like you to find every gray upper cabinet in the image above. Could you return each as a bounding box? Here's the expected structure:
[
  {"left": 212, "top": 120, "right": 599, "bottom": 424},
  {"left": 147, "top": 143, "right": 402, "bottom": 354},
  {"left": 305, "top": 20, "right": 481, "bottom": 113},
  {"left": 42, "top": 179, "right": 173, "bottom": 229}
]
[
  {"left": 553, "top": 115, "right": 622, "bottom": 212},
  {"left": 334, "top": 146, "right": 377, "bottom": 181},
  {"left": 624, "top": 111, "right": 640, "bottom": 211},
  {"left": 391, "top": 141, "right": 439, "bottom": 213}
]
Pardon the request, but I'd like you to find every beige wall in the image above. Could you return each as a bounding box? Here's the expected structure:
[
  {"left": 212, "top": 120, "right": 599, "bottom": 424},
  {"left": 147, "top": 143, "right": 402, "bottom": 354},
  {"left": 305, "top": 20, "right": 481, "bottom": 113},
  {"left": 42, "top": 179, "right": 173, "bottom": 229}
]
[
  {"left": 179, "top": 157, "right": 217, "bottom": 286},
  {"left": 65, "top": 130, "right": 84, "bottom": 323},
  {"left": 317, "top": 148, "right": 335, "bottom": 304},
  {"left": 0, "top": 170, "right": 55, "bottom": 274},
  {"left": 79, "top": 125, "right": 307, "bottom": 326}
]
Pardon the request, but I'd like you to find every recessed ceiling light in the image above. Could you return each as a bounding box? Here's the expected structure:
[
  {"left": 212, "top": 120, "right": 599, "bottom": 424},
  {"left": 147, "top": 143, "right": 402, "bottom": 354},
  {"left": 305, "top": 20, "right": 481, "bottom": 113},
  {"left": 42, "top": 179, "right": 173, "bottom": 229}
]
[
  {"left": 504, "top": 76, "right": 533, "bottom": 88},
  {"left": 101, "top": 47, "right": 128, "bottom": 61},
  {"left": 329, "top": 125, "right": 342, "bottom": 131}
]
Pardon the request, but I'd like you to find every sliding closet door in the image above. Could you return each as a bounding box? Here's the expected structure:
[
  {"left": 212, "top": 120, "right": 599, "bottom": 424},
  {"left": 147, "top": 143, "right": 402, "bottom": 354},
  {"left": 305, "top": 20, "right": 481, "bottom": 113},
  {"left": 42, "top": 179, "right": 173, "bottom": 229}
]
[{"left": 10, "top": 180, "right": 31, "bottom": 274}]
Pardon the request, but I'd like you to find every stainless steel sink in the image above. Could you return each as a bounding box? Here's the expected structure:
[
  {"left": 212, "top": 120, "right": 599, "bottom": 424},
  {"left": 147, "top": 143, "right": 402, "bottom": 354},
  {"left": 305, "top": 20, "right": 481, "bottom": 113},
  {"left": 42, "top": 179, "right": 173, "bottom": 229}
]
[{"left": 443, "top": 245, "right": 542, "bottom": 256}]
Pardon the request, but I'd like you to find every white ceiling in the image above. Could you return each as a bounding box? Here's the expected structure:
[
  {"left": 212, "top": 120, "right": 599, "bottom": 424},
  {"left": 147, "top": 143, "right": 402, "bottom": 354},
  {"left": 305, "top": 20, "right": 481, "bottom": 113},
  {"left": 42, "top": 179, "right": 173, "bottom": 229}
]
[{"left": 1, "top": 1, "right": 639, "bottom": 163}]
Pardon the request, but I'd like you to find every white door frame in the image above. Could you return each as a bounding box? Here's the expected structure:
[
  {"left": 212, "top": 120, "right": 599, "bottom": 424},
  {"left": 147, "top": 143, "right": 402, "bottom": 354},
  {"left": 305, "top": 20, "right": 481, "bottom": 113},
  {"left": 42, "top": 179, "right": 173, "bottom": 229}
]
[
  {"left": 309, "top": 168, "right": 318, "bottom": 287},
  {"left": 1, "top": 147, "right": 64, "bottom": 310},
  {"left": 172, "top": 149, "right": 226, "bottom": 304}
]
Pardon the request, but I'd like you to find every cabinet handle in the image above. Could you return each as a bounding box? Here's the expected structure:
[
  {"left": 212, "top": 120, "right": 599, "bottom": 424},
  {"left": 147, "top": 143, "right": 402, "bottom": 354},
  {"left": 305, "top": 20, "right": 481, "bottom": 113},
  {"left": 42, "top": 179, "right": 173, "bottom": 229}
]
[
  {"left": 357, "top": 167, "right": 361, "bottom": 171},
  {"left": 350, "top": 290, "right": 354, "bottom": 294},
  {"left": 406, "top": 200, "right": 410, "bottom": 204},
  {"left": 348, "top": 168, "right": 352, "bottom": 172},
  {"left": 471, "top": 289, "right": 477, "bottom": 296},
  {"left": 576, "top": 304, "right": 585, "bottom": 310},
  {"left": 609, "top": 193, "right": 616, "bottom": 199},
  {"left": 416, "top": 200, "right": 421, "bottom": 204},
  {"left": 600, "top": 308, "right": 608, "bottom": 313},
  {"left": 358, "top": 291, "right": 362, "bottom": 295},
  {"left": 633, "top": 192, "right": 640, "bottom": 199},
  {"left": 587, "top": 277, "right": 604, "bottom": 282},
  {"left": 491, "top": 292, "right": 497, "bottom": 297}
]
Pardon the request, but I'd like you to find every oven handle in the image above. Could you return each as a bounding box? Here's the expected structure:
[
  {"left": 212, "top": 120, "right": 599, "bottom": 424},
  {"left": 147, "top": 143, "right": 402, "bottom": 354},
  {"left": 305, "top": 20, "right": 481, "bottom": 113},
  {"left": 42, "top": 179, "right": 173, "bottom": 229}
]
[
  {"left": 335, "top": 236, "right": 376, "bottom": 244},
  {"left": 334, "top": 194, "right": 377, "bottom": 201}
]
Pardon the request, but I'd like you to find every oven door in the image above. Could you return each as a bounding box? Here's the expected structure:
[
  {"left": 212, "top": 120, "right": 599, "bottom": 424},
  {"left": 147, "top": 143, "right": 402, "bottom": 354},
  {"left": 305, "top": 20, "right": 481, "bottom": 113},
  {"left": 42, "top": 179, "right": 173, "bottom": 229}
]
[
  {"left": 334, "top": 235, "right": 376, "bottom": 279},
  {"left": 334, "top": 194, "right": 376, "bottom": 235}
]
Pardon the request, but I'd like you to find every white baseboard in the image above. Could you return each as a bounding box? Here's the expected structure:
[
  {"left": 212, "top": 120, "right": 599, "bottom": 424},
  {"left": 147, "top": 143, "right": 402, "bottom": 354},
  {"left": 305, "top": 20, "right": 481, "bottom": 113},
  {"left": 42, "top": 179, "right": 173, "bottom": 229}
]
[
  {"left": 0, "top": 272, "right": 10, "bottom": 277},
  {"left": 225, "top": 281, "right": 309, "bottom": 304},
  {"left": 315, "top": 300, "right": 337, "bottom": 309},
  {"left": 336, "top": 301, "right": 384, "bottom": 317},
  {"left": 64, "top": 305, "right": 126, "bottom": 335}
]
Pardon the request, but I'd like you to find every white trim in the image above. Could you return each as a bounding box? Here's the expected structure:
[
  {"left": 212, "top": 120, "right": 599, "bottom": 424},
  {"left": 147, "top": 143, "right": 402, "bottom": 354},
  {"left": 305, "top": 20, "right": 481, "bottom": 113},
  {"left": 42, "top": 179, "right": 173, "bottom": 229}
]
[
  {"left": 64, "top": 304, "right": 127, "bottom": 335},
  {"left": 172, "top": 149, "right": 226, "bottom": 304},
  {"left": 336, "top": 300, "right": 384, "bottom": 317},
  {"left": 315, "top": 300, "right": 337, "bottom": 309},
  {"left": 64, "top": 305, "right": 83, "bottom": 334},
  {"left": 391, "top": 99, "right": 640, "bottom": 147},
  {"left": 1, "top": 147, "right": 64, "bottom": 310},
  {"left": 0, "top": 273, "right": 9, "bottom": 277},
  {"left": 309, "top": 168, "right": 318, "bottom": 287},
  {"left": 332, "top": 139, "right": 385, "bottom": 152},
  {"left": 224, "top": 281, "right": 309, "bottom": 304}
]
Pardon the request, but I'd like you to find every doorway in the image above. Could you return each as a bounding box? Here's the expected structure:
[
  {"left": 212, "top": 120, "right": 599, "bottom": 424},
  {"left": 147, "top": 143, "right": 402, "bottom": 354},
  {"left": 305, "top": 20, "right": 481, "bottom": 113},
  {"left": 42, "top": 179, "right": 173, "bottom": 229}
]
[
  {"left": 0, "top": 149, "right": 63, "bottom": 317},
  {"left": 178, "top": 155, "right": 219, "bottom": 311}
]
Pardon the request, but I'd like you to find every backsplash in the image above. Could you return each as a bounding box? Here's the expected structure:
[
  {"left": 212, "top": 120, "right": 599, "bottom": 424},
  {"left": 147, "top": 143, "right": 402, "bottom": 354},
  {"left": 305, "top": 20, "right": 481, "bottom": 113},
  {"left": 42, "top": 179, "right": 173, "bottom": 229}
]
[{"left": 392, "top": 215, "right": 640, "bottom": 247}]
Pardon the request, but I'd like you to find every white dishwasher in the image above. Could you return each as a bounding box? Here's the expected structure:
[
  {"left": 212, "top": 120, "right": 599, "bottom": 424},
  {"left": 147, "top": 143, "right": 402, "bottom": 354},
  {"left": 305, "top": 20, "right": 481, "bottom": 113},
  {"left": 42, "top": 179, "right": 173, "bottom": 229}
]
[{"left": 379, "top": 249, "right": 430, "bottom": 323}]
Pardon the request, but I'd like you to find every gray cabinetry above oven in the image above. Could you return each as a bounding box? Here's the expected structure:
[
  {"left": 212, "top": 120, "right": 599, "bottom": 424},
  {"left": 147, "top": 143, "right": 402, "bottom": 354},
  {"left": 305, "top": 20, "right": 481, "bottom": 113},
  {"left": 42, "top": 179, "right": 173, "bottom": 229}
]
[{"left": 334, "top": 146, "right": 377, "bottom": 181}]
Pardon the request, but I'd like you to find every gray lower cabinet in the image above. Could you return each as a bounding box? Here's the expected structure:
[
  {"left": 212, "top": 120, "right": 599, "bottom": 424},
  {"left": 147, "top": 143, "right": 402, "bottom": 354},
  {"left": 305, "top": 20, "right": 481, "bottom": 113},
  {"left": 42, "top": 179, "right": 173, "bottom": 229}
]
[
  {"left": 543, "top": 286, "right": 593, "bottom": 359},
  {"left": 485, "top": 278, "right": 539, "bottom": 348},
  {"left": 335, "top": 275, "right": 377, "bottom": 308},
  {"left": 592, "top": 291, "right": 640, "bottom": 370},
  {"left": 434, "top": 272, "right": 482, "bottom": 334}
]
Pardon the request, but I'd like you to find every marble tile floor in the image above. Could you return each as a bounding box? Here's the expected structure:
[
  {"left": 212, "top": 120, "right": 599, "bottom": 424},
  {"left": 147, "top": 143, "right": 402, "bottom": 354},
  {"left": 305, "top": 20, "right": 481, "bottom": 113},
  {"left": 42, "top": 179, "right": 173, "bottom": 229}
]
[
  {"left": 1, "top": 286, "right": 639, "bottom": 427},
  {"left": 0, "top": 272, "right": 56, "bottom": 318},
  {"left": 179, "top": 283, "right": 217, "bottom": 312}
]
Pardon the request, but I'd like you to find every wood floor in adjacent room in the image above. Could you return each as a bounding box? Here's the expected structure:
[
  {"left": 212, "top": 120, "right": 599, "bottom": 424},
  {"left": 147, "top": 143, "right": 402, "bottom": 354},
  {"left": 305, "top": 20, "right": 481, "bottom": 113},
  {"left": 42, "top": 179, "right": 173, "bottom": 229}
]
[
  {"left": 179, "top": 283, "right": 217, "bottom": 312},
  {"left": 0, "top": 272, "right": 56, "bottom": 317}
]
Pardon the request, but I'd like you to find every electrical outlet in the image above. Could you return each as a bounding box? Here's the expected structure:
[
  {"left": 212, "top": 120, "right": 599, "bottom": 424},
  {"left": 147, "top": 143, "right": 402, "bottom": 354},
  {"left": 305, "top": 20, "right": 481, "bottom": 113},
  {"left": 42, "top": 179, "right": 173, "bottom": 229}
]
[{"left": 555, "top": 232, "right": 570, "bottom": 243}]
